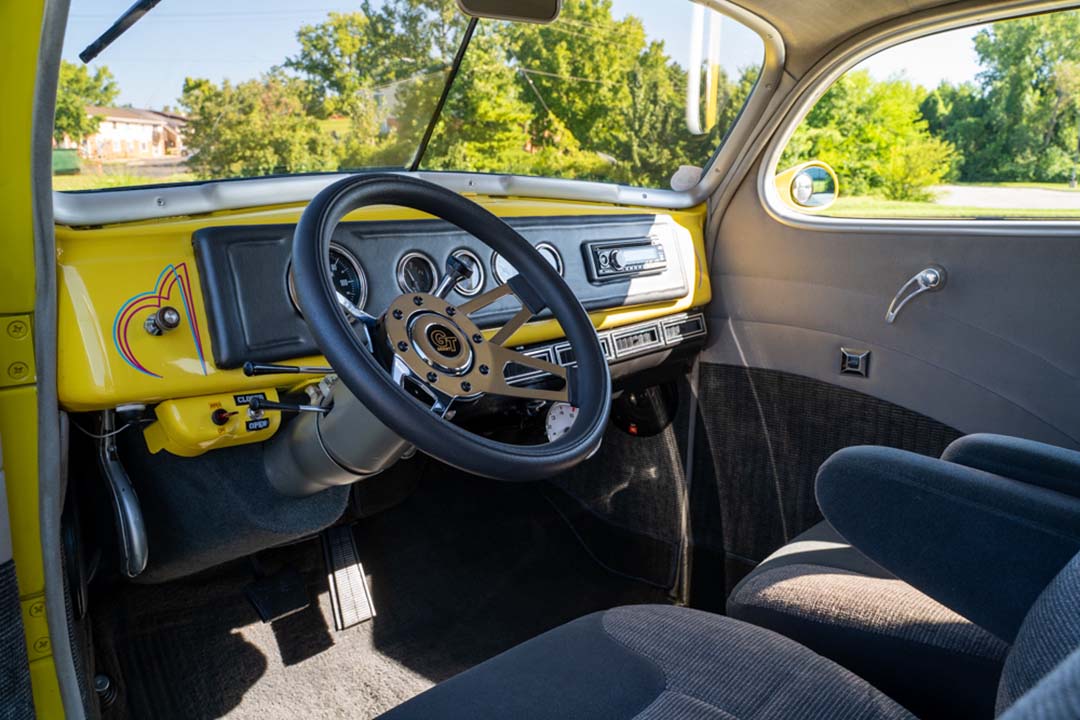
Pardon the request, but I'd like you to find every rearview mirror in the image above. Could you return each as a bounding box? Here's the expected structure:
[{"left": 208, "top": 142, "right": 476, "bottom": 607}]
[
  {"left": 686, "top": 3, "right": 723, "bottom": 135},
  {"left": 775, "top": 161, "right": 839, "bottom": 211},
  {"left": 456, "top": 0, "right": 562, "bottom": 24}
]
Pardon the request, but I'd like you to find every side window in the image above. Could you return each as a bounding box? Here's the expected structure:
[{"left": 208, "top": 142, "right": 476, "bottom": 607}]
[{"left": 775, "top": 9, "right": 1080, "bottom": 220}]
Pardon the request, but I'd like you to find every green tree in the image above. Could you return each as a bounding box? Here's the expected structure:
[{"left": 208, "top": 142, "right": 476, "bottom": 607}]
[
  {"left": 783, "top": 71, "right": 955, "bottom": 200},
  {"left": 54, "top": 60, "right": 118, "bottom": 143},
  {"left": 964, "top": 11, "right": 1080, "bottom": 181},
  {"left": 179, "top": 71, "right": 336, "bottom": 178}
]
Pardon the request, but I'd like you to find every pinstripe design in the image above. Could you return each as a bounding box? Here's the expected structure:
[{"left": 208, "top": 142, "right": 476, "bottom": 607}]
[{"left": 601, "top": 605, "right": 915, "bottom": 720}]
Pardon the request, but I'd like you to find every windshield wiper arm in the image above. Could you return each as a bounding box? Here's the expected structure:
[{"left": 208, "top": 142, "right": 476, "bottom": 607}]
[
  {"left": 79, "top": 0, "right": 163, "bottom": 64},
  {"left": 409, "top": 17, "right": 478, "bottom": 172}
]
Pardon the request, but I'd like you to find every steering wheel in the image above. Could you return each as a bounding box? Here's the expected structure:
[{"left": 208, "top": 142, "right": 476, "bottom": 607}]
[{"left": 291, "top": 174, "right": 611, "bottom": 481}]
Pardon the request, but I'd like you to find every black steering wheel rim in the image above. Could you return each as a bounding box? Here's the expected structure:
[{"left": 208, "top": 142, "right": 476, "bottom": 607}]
[{"left": 292, "top": 173, "right": 611, "bottom": 481}]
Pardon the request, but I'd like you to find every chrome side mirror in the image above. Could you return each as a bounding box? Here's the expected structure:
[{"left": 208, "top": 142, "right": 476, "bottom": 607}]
[{"left": 775, "top": 161, "right": 839, "bottom": 211}]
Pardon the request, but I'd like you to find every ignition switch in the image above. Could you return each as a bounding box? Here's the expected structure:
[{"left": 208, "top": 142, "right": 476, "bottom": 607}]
[{"left": 144, "top": 306, "right": 181, "bottom": 336}]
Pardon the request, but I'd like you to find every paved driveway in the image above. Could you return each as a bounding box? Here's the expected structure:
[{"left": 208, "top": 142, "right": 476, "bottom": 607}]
[{"left": 934, "top": 184, "right": 1080, "bottom": 209}]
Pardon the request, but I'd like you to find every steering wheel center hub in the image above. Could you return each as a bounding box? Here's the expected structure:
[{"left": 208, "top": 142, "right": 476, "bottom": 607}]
[{"left": 407, "top": 312, "right": 474, "bottom": 375}]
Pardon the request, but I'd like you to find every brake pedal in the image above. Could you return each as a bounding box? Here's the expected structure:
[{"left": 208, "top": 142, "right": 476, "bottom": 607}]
[{"left": 321, "top": 524, "right": 376, "bottom": 630}]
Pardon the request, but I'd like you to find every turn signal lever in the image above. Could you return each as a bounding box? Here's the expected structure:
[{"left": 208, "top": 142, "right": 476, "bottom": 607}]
[{"left": 243, "top": 361, "right": 333, "bottom": 376}]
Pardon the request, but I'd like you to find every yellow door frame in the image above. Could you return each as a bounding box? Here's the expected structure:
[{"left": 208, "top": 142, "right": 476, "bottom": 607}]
[{"left": 1, "top": 0, "right": 66, "bottom": 716}]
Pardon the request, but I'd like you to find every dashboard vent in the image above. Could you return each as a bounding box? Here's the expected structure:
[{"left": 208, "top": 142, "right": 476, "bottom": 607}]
[{"left": 612, "top": 324, "right": 663, "bottom": 358}]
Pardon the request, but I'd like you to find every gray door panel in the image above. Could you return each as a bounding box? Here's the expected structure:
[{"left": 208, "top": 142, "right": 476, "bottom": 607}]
[{"left": 704, "top": 165, "right": 1080, "bottom": 449}]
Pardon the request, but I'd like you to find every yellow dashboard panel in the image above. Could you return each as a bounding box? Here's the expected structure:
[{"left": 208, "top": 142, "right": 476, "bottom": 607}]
[{"left": 56, "top": 196, "right": 709, "bottom": 411}]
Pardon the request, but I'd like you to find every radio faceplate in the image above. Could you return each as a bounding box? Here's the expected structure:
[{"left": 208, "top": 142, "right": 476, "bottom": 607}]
[{"left": 584, "top": 238, "right": 668, "bottom": 282}]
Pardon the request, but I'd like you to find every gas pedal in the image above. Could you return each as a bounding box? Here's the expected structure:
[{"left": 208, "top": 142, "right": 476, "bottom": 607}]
[{"left": 321, "top": 524, "right": 376, "bottom": 631}]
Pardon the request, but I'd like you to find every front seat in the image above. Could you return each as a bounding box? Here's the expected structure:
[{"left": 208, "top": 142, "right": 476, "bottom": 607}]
[
  {"left": 379, "top": 440, "right": 1080, "bottom": 720},
  {"left": 726, "top": 434, "right": 1080, "bottom": 719},
  {"left": 727, "top": 521, "right": 1008, "bottom": 719}
]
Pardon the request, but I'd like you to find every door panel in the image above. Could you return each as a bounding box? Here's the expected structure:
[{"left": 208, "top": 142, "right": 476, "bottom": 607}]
[
  {"left": 690, "top": 161, "right": 1080, "bottom": 596},
  {"left": 706, "top": 163, "right": 1080, "bottom": 449}
]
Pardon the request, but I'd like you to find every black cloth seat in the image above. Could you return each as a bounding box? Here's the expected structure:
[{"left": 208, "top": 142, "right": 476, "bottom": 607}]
[
  {"left": 377, "top": 436, "right": 1080, "bottom": 720},
  {"left": 727, "top": 521, "right": 1008, "bottom": 719},
  {"left": 379, "top": 604, "right": 916, "bottom": 720}
]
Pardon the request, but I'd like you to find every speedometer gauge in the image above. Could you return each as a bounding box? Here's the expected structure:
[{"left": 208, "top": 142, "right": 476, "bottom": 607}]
[
  {"left": 397, "top": 252, "right": 439, "bottom": 294},
  {"left": 289, "top": 244, "right": 367, "bottom": 315}
]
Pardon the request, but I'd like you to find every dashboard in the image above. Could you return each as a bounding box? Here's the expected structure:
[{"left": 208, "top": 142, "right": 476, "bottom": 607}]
[
  {"left": 55, "top": 196, "right": 710, "bottom": 455},
  {"left": 193, "top": 214, "right": 694, "bottom": 369}
]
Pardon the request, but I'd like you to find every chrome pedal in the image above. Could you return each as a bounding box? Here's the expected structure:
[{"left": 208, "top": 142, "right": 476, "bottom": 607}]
[{"left": 321, "top": 524, "right": 376, "bottom": 630}]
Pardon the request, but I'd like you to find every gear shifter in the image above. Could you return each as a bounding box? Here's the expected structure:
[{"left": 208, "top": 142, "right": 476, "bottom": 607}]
[{"left": 433, "top": 253, "right": 475, "bottom": 298}]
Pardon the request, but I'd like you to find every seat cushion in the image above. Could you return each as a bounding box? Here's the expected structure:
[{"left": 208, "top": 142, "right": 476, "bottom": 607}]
[
  {"left": 728, "top": 522, "right": 1009, "bottom": 719},
  {"left": 379, "top": 604, "right": 914, "bottom": 720}
]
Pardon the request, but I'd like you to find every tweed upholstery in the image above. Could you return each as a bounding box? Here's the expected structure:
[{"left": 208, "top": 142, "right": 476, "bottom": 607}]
[
  {"left": 997, "top": 553, "right": 1080, "bottom": 714},
  {"left": 734, "top": 563, "right": 1008, "bottom": 661},
  {"left": 0, "top": 561, "right": 33, "bottom": 720},
  {"left": 602, "top": 606, "right": 915, "bottom": 720},
  {"left": 999, "top": 646, "right": 1080, "bottom": 720}
]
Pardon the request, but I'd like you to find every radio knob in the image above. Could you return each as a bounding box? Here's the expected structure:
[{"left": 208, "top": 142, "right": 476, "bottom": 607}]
[{"left": 609, "top": 250, "right": 624, "bottom": 270}]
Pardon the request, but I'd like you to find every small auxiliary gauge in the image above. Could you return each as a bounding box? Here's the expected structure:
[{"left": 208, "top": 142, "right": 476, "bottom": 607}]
[
  {"left": 545, "top": 402, "right": 579, "bottom": 442},
  {"left": 397, "top": 251, "right": 439, "bottom": 294}
]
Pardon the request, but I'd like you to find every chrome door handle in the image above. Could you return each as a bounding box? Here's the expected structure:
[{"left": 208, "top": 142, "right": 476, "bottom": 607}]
[{"left": 885, "top": 266, "right": 946, "bottom": 324}]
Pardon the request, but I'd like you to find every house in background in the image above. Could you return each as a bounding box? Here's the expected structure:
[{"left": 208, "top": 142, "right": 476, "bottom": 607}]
[{"left": 69, "top": 107, "right": 186, "bottom": 160}]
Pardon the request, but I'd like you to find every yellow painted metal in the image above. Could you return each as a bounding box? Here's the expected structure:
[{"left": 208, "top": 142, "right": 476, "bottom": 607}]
[
  {"left": 0, "top": 315, "right": 37, "bottom": 388},
  {"left": 144, "top": 388, "right": 282, "bottom": 457},
  {"left": 57, "top": 199, "right": 710, "bottom": 411},
  {"left": 0, "top": 0, "right": 66, "bottom": 715}
]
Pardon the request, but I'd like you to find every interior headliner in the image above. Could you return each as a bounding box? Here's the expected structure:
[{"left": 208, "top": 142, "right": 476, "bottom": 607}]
[{"left": 732, "top": 0, "right": 972, "bottom": 76}]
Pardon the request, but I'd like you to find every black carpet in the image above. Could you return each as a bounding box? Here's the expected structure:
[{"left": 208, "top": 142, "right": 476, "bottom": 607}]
[{"left": 91, "top": 464, "right": 669, "bottom": 719}]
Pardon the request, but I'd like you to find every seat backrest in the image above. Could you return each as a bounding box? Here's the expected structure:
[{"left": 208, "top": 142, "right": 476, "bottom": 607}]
[{"left": 997, "top": 551, "right": 1080, "bottom": 717}]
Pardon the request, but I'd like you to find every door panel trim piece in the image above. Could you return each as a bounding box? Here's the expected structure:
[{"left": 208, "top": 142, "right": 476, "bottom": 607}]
[{"left": 704, "top": 318, "right": 1079, "bottom": 449}]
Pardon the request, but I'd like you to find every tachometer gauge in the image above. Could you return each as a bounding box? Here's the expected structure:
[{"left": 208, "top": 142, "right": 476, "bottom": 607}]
[
  {"left": 545, "top": 402, "right": 579, "bottom": 442},
  {"left": 289, "top": 244, "right": 367, "bottom": 314},
  {"left": 397, "top": 252, "right": 439, "bottom": 294},
  {"left": 492, "top": 244, "right": 563, "bottom": 285}
]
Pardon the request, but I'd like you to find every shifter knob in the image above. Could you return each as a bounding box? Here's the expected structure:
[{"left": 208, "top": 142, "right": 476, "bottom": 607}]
[{"left": 434, "top": 254, "right": 475, "bottom": 298}]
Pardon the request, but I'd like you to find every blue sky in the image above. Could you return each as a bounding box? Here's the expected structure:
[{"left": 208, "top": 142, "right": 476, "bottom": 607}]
[{"left": 63, "top": 0, "right": 981, "bottom": 111}]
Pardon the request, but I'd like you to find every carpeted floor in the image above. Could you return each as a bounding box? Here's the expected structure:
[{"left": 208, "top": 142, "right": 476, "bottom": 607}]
[{"left": 91, "top": 468, "right": 670, "bottom": 719}]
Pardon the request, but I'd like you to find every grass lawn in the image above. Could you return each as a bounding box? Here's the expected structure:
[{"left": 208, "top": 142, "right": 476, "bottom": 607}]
[
  {"left": 827, "top": 196, "right": 1080, "bottom": 219},
  {"left": 52, "top": 172, "right": 197, "bottom": 192}
]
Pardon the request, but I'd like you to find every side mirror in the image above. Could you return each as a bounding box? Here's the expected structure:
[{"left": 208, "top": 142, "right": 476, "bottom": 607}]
[
  {"left": 775, "top": 161, "right": 838, "bottom": 211},
  {"left": 456, "top": 0, "right": 561, "bottom": 24}
]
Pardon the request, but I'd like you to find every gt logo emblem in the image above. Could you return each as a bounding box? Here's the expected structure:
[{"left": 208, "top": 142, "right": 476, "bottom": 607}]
[{"left": 426, "top": 325, "right": 461, "bottom": 357}]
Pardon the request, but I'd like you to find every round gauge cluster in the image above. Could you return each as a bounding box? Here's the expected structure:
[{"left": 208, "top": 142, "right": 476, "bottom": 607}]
[
  {"left": 397, "top": 252, "right": 439, "bottom": 294},
  {"left": 288, "top": 244, "right": 367, "bottom": 314},
  {"left": 491, "top": 243, "right": 563, "bottom": 285},
  {"left": 451, "top": 249, "right": 485, "bottom": 296}
]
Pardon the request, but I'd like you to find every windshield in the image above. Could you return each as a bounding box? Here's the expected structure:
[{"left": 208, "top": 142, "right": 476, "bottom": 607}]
[{"left": 55, "top": 0, "right": 764, "bottom": 192}]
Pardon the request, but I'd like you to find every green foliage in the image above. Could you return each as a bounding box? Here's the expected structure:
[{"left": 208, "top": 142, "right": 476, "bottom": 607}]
[
  {"left": 179, "top": 71, "right": 337, "bottom": 179},
  {"left": 54, "top": 60, "right": 118, "bottom": 143},
  {"left": 782, "top": 71, "right": 956, "bottom": 200},
  {"left": 917, "top": 11, "right": 1080, "bottom": 184},
  {"left": 177, "top": 0, "right": 760, "bottom": 186}
]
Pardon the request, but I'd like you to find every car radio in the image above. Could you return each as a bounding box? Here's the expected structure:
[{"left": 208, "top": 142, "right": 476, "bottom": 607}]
[{"left": 584, "top": 238, "right": 667, "bottom": 281}]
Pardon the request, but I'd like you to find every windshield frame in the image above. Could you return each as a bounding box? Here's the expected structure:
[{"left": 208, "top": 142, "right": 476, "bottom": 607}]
[{"left": 51, "top": 0, "right": 784, "bottom": 225}]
